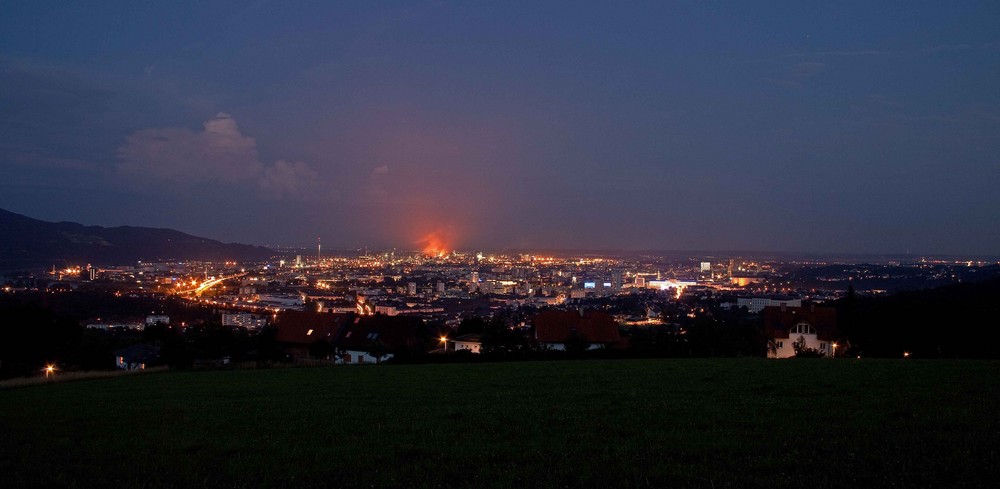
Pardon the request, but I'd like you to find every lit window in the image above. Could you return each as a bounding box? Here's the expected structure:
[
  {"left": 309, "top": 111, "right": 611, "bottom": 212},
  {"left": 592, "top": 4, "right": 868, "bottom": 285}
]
[
  {"left": 791, "top": 323, "right": 815, "bottom": 335},
  {"left": 306, "top": 329, "right": 313, "bottom": 336}
]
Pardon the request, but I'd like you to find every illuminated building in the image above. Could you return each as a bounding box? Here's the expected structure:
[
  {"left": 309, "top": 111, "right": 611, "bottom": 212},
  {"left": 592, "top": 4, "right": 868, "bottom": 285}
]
[
  {"left": 145, "top": 315, "right": 170, "bottom": 326},
  {"left": 453, "top": 334, "right": 482, "bottom": 353},
  {"left": 764, "top": 305, "right": 838, "bottom": 358},
  {"left": 222, "top": 312, "right": 268, "bottom": 330},
  {"left": 737, "top": 297, "right": 801, "bottom": 314},
  {"left": 731, "top": 276, "right": 765, "bottom": 287}
]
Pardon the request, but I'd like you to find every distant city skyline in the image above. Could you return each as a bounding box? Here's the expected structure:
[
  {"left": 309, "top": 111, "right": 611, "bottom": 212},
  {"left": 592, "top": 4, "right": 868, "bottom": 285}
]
[{"left": 2, "top": 2, "right": 999, "bottom": 254}]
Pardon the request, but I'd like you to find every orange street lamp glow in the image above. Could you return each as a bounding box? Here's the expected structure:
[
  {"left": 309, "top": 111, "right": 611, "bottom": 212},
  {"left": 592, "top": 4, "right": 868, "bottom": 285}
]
[{"left": 44, "top": 365, "right": 56, "bottom": 378}]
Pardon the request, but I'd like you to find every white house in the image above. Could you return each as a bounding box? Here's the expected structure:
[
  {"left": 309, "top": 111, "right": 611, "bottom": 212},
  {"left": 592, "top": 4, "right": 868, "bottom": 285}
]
[
  {"left": 337, "top": 349, "right": 392, "bottom": 365},
  {"left": 453, "top": 334, "right": 482, "bottom": 354},
  {"left": 764, "top": 305, "right": 838, "bottom": 358}
]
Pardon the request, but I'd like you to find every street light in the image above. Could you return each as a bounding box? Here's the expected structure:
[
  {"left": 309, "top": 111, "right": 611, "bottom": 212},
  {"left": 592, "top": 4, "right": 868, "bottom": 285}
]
[
  {"left": 44, "top": 364, "right": 56, "bottom": 378},
  {"left": 832, "top": 342, "right": 838, "bottom": 358},
  {"left": 439, "top": 336, "right": 448, "bottom": 352}
]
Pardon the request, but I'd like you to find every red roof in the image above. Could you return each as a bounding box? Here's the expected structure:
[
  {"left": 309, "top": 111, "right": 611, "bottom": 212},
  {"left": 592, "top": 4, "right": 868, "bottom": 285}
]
[
  {"left": 533, "top": 310, "right": 623, "bottom": 345},
  {"left": 274, "top": 311, "right": 351, "bottom": 345},
  {"left": 336, "top": 314, "right": 426, "bottom": 353},
  {"left": 763, "top": 305, "right": 838, "bottom": 341}
]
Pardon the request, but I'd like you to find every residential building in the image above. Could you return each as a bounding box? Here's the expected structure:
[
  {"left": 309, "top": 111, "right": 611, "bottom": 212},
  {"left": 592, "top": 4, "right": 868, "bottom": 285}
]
[
  {"left": 764, "top": 305, "right": 838, "bottom": 358},
  {"left": 145, "top": 315, "right": 170, "bottom": 326},
  {"left": 737, "top": 297, "right": 802, "bottom": 314},
  {"left": 114, "top": 344, "right": 160, "bottom": 370},
  {"left": 533, "top": 309, "right": 624, "bottom": 351},
  {"left": 453, "top": 334, "right": 482, "bottom": 354},
  {"left": 222, "top": 312, "right": 268, "bottom": 330}
]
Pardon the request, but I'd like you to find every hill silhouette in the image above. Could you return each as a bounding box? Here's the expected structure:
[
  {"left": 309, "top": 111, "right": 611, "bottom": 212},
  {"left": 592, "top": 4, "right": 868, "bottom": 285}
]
[{"left": 0, "top": 208, "right": 273, "bottom": 269}]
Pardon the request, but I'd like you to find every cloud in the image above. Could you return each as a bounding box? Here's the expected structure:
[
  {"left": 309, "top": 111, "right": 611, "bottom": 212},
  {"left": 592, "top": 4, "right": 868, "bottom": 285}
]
[
  {"left": 117, "top": 113, "right": 318, "bottom": 199},
  {"left": 259, "top": 160, "right": 319, "bottom": 200},
  {"left": 366, "top": 164, "right": 391, "bottom": 202}
]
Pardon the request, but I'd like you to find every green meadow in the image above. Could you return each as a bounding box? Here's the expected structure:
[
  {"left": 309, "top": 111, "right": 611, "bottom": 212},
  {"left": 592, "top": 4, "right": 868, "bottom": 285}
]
[{"left": 2, "top": 359, "right": 998, "bottom": 488}]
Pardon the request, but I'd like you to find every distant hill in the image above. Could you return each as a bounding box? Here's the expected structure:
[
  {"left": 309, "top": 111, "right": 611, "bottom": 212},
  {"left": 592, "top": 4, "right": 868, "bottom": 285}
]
[{"left": 0, "top": 208, "right": 274, "bottom": 269}]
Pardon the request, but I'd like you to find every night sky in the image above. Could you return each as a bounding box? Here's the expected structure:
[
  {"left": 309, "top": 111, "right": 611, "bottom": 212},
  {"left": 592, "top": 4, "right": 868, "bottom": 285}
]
[{"left": 2, "top": 1, "right": 998, "bottom": 254}]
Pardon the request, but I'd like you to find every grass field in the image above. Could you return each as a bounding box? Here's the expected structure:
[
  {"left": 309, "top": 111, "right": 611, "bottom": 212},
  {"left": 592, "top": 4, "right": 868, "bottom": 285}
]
[{"left": 2, "top": 359, "right": 999, "bottom": 488}]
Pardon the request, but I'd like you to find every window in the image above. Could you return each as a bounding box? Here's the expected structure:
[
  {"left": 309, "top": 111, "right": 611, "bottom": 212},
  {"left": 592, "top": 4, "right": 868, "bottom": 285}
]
[
  {"left": 791, "top": 323, "right": 816, "bottom": 335},
  {"left": 306, "top": 329, "right": 314, "bottom": 336},
  {"left": 776, "top": 341, "right": 783, "bottom": 348}
]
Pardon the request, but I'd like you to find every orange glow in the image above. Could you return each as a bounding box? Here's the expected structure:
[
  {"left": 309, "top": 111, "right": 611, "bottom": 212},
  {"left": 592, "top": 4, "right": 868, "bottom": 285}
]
[{"left": 418, "top": 232, "right": 450, "bottom": 257}]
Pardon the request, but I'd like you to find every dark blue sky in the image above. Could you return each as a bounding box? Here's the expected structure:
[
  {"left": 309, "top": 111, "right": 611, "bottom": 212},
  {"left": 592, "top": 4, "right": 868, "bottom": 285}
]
[{"left": 2, "top": 1, "right": 998, "bottom": 254}]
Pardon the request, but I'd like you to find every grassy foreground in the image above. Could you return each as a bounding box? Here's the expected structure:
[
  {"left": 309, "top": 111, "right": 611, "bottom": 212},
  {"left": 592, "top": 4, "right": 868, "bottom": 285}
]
[{"left": 2, "top": 359, "right": 998, "bottom": 488}]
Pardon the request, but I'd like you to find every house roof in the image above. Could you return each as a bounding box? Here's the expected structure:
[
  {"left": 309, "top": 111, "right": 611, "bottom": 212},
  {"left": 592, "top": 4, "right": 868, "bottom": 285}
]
[
  {"left": 274, "top": 311, "right": 352, "bottom": 345},
  {"left": 763, "top": 305, "right": 838, "bottom": 341},
  {"left": 533, "top": 310, "right": 623, "bottom": 345},
  {"left": 336, "top": 314, "right": 426, "bottom": 353},
  {"left": 453, "top": 334, "right": 482, "bottom": 343}
]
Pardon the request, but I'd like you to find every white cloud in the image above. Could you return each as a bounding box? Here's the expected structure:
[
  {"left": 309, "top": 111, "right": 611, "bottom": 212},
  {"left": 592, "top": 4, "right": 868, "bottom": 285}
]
[
  {"left": 117, "top": 113, "right": 318, "bottom": 199},
  {"left": 260, "top": 160, "right": 319, "bottom": 200},
  {"left": 366, "top": 164, "right": 390, "bottom": 202}
]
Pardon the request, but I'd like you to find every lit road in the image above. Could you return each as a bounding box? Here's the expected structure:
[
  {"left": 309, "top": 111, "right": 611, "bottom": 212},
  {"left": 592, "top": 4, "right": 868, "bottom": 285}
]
[{"left": 176, "top": 273, "right": 247, "bottom": 296}]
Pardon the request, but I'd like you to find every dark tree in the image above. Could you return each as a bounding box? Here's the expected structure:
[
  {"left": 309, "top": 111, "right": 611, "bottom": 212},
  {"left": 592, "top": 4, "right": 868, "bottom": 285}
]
[
  {"left": 457, "top": 317, "right": 485, "bottom": 335},
  {"left": 309, "top": 339, "right": 334, "bottom": 360}
]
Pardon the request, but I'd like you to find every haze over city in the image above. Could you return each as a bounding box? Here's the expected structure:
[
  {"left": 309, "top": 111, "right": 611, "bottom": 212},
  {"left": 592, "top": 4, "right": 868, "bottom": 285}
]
[{"left": 2, "top": 1, "right": 999, "bottom": 254}]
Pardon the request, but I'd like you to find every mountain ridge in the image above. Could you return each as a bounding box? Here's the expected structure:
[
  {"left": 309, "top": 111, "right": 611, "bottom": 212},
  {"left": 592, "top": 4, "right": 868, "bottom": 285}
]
[{"left": 0, "top": 208, "right": 274, "bottom": 270}]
